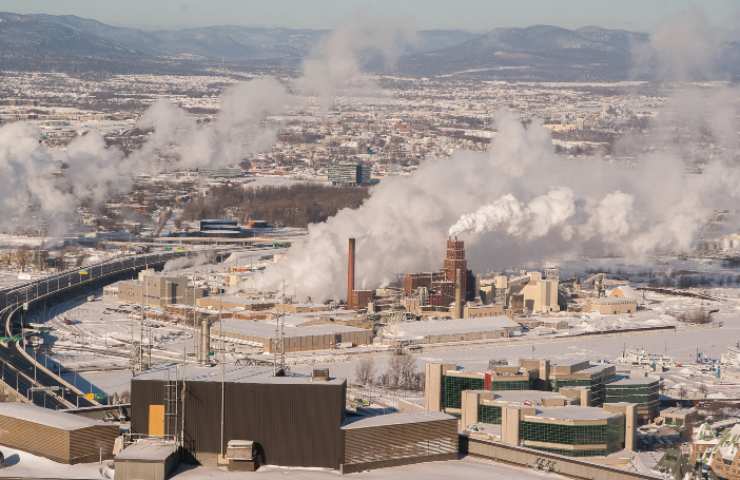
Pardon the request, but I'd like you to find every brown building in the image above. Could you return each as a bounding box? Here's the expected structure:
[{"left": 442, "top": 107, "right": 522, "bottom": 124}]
[
  {"left": 404, "top": 239, "right": 476, "bottom": 310},
  {"left": 131, "top": 365, "right": 347, "bottom": 468},
  {"left": 0, "top": 403, "right": 119, "bottom": 464},
  {"left": 402, "top": 272, "right": 445, "bottom": 296},
  {"left": 131, "top": 365, "right": 458, "bottom": 472},
  {"left": 341, "top": 412, "right": 458, "bottom": 473}
]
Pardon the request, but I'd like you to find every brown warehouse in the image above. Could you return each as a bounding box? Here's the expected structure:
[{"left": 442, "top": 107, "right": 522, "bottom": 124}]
[
  {"left": 0, "top": 403, "right": 119, "bottom": 464},
  {"left": 131, "top": 364, "right": 457, "bottom": 471}
]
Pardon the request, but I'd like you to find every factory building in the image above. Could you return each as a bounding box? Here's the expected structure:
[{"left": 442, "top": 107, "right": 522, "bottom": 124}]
[
  {"left": 0, "top": 403, "right": 119, "bottom": 464},
  {"left": 379, "top": 316, "right": 520, "bottom": 348},
  {"left": 215, "top": 318, "right": 374, "bottom": 353},
  {"left": 402, "top": 238, "right": 476, "bottom": 317},
  {"left": 131, "top": 365, "right": 457, "bottom": 472},
  {"left": 117, "top": 270, "right": 208, "bottom": 308},
  {"left": 589, "top": 297, "right": 637, "bottom": 315},
  {"left": 458, "top": 389, "right": 635, "bottom": 456},
  {"left": 521, "top": 270, "right": 560, "bottom": 314}
]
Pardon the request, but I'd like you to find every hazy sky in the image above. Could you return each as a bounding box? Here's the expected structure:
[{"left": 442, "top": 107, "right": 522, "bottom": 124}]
[{"left": 0, "top": 0, "right": 737, "bottom": 31}]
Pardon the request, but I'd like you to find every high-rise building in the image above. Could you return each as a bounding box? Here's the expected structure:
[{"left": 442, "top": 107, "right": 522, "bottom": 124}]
[{"left": 328, "top": 162, "right": 372, "bottom": 186}]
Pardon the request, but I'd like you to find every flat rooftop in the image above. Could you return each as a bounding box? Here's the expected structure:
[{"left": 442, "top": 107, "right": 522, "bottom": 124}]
[
  {"left": 388, "top": 316, "right": 519, "bottom": 339},
  {"left": 489, "top": 390, "right": 569, "bottom": 405},
  {"left": 134, "top": 364, "right": 345, "bottom": 386},
  {"left": 531, "top": 406, "right": 619, "bottom": 421},
  {"left": 0, "top": 403, "right": 108, "bottom": 431},
  {"left": 608, "top": 376, "right": 660, "bottom": 386},
  {"left": 342, "top": 411, "right": 455, "bottom": 430},
  {"left": 217, "top": 318, "right": 369, "bottom": 338},
  {"left": 116, "top": 440, "right": 178, "bottom": 462}
]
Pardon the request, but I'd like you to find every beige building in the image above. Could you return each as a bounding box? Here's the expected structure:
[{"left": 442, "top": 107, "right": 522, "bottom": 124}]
[
  {"left": 117, "top": 270, "right": 207, "bottom": 308},
  {"left": 522, "top": 271, "right": 560, "bottom": 314},
  {"left": 589, "top": 297, "right": 637, "bottom": 315},
  {"left": 0, "top": 403, "right": 119, "bottom": 464},
  {"left": 464, "top": 304, "right": 504, "bottom": 318},
  {"left": 459, "top": 389, "right": 635, "bottom": 456}
]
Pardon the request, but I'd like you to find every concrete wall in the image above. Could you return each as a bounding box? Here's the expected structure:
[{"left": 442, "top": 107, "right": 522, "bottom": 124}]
[{"left": 463, "top": 436, "right": 661, "bottom": 480}]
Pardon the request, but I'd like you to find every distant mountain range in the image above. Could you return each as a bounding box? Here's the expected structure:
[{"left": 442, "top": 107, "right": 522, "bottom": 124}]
[{"left": 0, "top": 12, "right": 737, "bottom": 80}]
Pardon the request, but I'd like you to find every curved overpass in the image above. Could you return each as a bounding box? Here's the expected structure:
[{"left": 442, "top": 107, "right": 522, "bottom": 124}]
[{"left": 0, "top": 251, "right": 188, "bottom": 409}]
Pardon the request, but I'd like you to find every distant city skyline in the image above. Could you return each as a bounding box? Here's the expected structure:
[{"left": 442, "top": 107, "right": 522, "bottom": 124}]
[{"left": 0, "top": 0, "right": 737, "bottom": 32}]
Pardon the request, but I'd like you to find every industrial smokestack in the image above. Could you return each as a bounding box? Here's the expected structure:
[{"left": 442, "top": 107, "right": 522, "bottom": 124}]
[
  {"left": 200, "top": 319, "right": 211, "bottom": 365},
  {"left": 454, "top": 268, "right": 464, "bottom": 319},
  {"left": 347, "top": 238, "right": 356, "bottom": 307}
]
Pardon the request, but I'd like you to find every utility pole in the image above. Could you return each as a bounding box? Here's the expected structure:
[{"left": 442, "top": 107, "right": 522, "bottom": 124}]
[{"left": 219, "top": 288, "right": 225, "bottom": 461}]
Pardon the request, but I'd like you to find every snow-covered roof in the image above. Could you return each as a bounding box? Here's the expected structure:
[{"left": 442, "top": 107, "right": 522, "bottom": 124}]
[
  {"left": 0, "top": 403, "right": 108, "bottom": 431},
  {"left": 717, "top": 424, "right": 740, "bottom": 462},
  {"left": 116, "top": 440, "right": 178, "bottom": 462},
  {"left": 342, "top": 411, "right": 455, "bottom": 430},
  {"left": 608, "top": 286, "right": 640, "bottom": 300},
  {"left": 217, "top": 318, "right": 369, "bottom": 338},
  {"left": 608, "top": 376, "right": 660, "bottom": 386},
  {"left": 387, "top": 316, "right": 519, "bottom": 339},
  {"left": 529, "top": 406, "right": 620, "bottom": 422},
  {"left": 135, "top": 364, "right": 345, "bottom": 386}
]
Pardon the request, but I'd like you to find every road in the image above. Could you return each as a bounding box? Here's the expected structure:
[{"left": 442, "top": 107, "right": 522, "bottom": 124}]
[{"left": 0, "top": 251, "right": 186, "bottom": 409}]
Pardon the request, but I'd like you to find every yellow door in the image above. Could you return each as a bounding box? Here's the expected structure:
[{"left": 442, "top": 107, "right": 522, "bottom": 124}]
[{"left": 148, "top": 404, "right": 165, "bottom": 437}]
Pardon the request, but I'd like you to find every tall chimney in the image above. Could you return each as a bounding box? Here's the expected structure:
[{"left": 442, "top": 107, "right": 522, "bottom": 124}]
[
  {"left": 200, "top": 319, "right": 211, "bottom": 365},
  {"left": 455, "top": 268, "right": 464, "bottom": 319},
  {"left": 347, "top": 238, "right": 356, "bottom": 307}
]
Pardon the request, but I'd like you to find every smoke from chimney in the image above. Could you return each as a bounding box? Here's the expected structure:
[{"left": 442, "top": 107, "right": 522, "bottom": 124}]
[{"left": 347, "top": 238, "right": 356, "bottom": 306}]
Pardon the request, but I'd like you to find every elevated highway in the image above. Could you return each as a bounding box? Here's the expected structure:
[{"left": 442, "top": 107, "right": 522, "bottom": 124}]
[{"left": 0, "top": 251, "right": 187, "bottom": 409}]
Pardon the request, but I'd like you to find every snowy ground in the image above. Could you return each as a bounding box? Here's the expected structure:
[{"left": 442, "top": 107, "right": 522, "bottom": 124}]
[
  {"left": 29, "top": 295, "right": 203, "bottom": 395},
  {"left": 171, "top": 457, "right": 566, "bottom": 480},
  {"left": 0, "top": 449, "right": 566, "bottom": 480},
  {"left": 0, "top": 446, "right": 106, "bottom": 480},
  {"left": 288, "top": 288, "right": 740, "bottom": 400},
  {"left": 31, "top": 276, "right": 740, "bottom": 400}
]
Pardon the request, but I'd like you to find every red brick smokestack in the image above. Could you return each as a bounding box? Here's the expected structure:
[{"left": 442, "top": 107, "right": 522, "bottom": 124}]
[{"left": 347, "top": 238, "right": 356, "bottom": 305}]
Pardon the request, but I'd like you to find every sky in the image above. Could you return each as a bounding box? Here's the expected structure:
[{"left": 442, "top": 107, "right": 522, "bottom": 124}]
[{"left": 0, "top": 0, "right": 738, "bottom": 32}]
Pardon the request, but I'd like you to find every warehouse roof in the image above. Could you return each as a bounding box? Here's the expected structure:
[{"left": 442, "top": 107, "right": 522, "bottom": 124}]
[
  {"left": 135, "top": 364, "right": 345, "bottom": 386},
  {"left": 388, "top": 316, "right": 519, "bottom": 339},
  {"left": 0, "top": 403, "right": 107, "bottom": 431},
  {"left": 218, "top": 317, "right": 369, "bottom": 338},
  {"left": 342, "top": 411, "right": 455, "bottom": 430}
]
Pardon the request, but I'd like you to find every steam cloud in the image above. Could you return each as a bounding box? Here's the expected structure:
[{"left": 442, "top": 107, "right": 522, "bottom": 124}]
[
  {"left": 261, "top": 10, "right": 740, "bottom": 301},
  {"left": 0, "top": 21, "right": 415, "bottom": 232},
  {"left": 0, "top": 9, "right": 737, "bottom": 304}
]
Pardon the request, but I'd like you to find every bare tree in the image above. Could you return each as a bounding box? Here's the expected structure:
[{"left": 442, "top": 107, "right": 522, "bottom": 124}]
[
  {"left": 678, "top": 386, "right": 688, "bottom": 400},
  {"left": 379, "top": 353, "right": 424, "bottom": 391},
  {"left": 355, "top": 358, "right": 376, "bottom": 386}
]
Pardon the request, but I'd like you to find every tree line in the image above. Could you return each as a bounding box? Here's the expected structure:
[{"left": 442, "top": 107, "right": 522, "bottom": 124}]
[{"left": 181, "top": 183, "right": 369, "bottom": 227}]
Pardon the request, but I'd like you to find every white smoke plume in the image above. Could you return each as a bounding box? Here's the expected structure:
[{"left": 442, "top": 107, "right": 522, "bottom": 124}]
[
  {"left": 262, "top": 9, "right": 740, "bottom": 301},
  {"left": 0, "top": 20, "right": 411, "bottom": 232},
  {"left": 297, "top": 17, "right": 417, "bottom": 108},
  {"left": 448, "top": 188, "right": 576, "bottom": 240}
]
